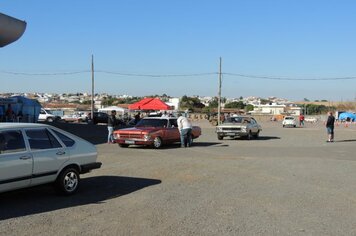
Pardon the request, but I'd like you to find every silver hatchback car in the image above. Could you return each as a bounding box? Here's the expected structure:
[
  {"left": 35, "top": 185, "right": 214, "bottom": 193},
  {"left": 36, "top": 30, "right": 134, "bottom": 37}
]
[{"left": 0, "top": 123, "right": 101, "bottom": 195}]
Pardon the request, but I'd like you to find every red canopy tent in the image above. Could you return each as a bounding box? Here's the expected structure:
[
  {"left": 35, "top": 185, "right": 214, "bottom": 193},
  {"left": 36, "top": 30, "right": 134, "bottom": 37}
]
[{"left": 128, "top": 98, "right": 171, "bottom": 110}]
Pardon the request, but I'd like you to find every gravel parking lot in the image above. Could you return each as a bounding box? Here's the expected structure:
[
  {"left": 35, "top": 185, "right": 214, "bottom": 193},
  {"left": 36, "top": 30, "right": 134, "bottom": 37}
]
[{"left": 1, "top": 120, "right": 356, "bottom": 236}]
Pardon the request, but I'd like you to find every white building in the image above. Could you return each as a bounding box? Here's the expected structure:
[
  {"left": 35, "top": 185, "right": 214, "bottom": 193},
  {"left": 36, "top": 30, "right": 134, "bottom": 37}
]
[{"left": 250, "top": 103, "right": 286, "bottom": 115}]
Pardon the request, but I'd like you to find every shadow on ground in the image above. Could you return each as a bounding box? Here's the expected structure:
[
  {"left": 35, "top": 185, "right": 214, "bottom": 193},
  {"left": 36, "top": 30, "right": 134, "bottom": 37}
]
[
  {"left": 0, "top": 176, "right": 161, "bottom": 221},
  {"left": 335, "top": 139, "right": 356, "bottom": 143},
  {"left": 223, "top": 136, "right": 281, "bottom": 141}
]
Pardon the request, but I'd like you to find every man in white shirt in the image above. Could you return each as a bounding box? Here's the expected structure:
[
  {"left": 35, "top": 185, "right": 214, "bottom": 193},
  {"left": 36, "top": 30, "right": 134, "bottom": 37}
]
[{"left": 177, "top": 113, "right": 193, "bottom": 147}]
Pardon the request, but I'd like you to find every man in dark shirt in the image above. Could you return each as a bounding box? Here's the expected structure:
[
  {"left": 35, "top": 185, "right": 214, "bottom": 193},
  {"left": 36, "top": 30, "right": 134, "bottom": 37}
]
[
  {"left": 326, "top": 111, "right": 335, "bottom": 142},
  {"left": 107, "top": 110, "right": 117, "bottom": 143}
]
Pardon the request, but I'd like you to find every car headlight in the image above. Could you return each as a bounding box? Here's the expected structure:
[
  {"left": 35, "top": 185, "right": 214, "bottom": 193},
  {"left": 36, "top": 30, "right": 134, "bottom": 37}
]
[
  {"left": 144, "top": 134, "right": 151, "bottom": 141},
  {"left": 216, "top": 127, "right": 222, "bottom": 132},
  {"left": 114, "top": 133, "right": 120, "bottom": 139},
  {"left": 241, "top": 127, "right": 247, "bottom": 132}
]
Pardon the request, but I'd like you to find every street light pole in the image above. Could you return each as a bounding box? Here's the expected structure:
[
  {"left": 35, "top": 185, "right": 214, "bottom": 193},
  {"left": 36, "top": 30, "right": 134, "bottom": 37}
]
[
  {"left": 91, "top": 55, "right": 94, "bottom": 121},
  {"left": 218, "top": 57, "right": 222, "bottom": 125}
]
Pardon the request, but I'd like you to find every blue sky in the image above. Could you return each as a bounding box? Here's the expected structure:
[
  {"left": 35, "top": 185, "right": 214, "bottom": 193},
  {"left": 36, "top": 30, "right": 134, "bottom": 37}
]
[{"left": 1, "top": 0, "right": 356, "bottom": 101}]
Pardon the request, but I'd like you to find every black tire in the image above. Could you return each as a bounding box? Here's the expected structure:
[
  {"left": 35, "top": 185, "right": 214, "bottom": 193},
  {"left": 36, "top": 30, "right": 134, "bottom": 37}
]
[
  {"left": 46, "top": 117, "right": 54, "bottom": 122},
  {"left": 246, "top": 131, "right": 252, "bottom": 140},
  {"left": 55, "top": 167, "right": 80, "bottom": 195},
  {"left": 119, "top": 143, "right": 129, "bottom": 148},
  {"left": 253, "top": 131, "right": 260, "bottom": 139},
  {"left": 217, "top": 135, "right": 224, "bottom": 140},
  {"left": 153, "top": 137, "right": 163, "bottom": 148}
]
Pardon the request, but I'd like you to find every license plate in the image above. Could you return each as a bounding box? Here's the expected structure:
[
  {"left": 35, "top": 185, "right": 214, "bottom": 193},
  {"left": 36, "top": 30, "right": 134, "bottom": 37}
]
[
  {"left": 227, "top": 133, "right": 236, "bottom": 136},
  {"left": 125, "top": 140, "right": 135, "bottom": 144}
]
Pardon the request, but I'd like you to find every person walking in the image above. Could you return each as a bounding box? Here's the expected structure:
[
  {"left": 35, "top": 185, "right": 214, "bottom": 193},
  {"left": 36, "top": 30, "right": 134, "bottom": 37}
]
[
  {"left": 177, "top": 113, "right": 193, "bottom": 148},
  {"left": 107, "top": 110, "right": 117, "bottom": 144},
  {"left": 326, "top": 111, "right": 335, "bottom": 142},
  {"left": 299, "top": 114, "right": 305, "bottom": 126}
]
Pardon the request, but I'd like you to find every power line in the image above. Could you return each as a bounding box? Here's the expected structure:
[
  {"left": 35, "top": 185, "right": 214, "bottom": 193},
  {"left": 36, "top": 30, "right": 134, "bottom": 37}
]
[
  {"left": 0, "top": 70, "right": 90, "bottom": 76},
  {"left": 223, "top": 72, "right": 356, "bottom": 81},
  {"left": 2, "top": 69, "right": 356, "bottom": 81},
  {"left": 95, "top": 70, "right": 217, "bottom": 77}
]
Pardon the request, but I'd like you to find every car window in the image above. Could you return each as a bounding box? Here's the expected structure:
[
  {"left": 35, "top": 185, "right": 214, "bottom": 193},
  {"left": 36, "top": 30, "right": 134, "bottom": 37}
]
[
  {"left": 169, "top": 119, "right": 178, "bottom": 128},
  {"left": 136, "top": 119, "right": 168, "bottom": 127},
  {"left": 51, "top": 129, "right": 75, "bottom": 147},
  {"left": 26, "top": 129, "right": 62, "bottom": 150},
  {"left": 0, "top": 130, "right": 26, "bottom": 154},
  {"left": 225, "top": 117, "right": 243, "bottom": 123}
]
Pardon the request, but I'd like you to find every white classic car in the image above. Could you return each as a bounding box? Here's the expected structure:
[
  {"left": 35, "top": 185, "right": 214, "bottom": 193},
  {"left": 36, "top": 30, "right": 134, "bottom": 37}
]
[
  {"left": 0, "top": 123, "right": 101, "bottom": 195},
  {"left": 282, "top": 116, "right": 297, "bottom": 128},
  {"left": 216, "top": 116, "right": 262, "bottom": 140}
]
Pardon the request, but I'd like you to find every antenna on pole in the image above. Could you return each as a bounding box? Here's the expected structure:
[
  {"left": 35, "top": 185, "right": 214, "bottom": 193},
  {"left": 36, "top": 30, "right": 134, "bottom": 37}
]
[
  {"left": 91, "top": 55, "right": 95, "bottom": 121},
  {"left": 218, "top": 57, "right": 222, "bottom": 125}
]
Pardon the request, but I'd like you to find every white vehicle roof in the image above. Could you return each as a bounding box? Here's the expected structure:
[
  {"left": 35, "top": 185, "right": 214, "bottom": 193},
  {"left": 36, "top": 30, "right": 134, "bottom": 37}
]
[
  {"left": 0, "top": 122, "right": 48, "bottom": 129},
  {"left": 142, "top": 117, "right": 176, "bottom": 120}
]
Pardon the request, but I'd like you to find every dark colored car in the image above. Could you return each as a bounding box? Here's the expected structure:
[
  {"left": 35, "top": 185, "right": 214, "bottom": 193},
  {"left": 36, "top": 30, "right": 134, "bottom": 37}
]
[{"left": 86, "top": 112, "right": 109, "bottom": 125}]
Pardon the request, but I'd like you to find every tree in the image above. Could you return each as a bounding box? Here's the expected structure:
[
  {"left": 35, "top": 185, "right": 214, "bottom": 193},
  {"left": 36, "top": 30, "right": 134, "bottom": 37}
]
[
  {"left": 179, "top": 95, "right": 205, "bottom": 111},
  {"left": 245, "top": 104, "right": 254, "bottom": 112},
  {"left": 224, "top": 101, "right": 245, "bottom": 109}
]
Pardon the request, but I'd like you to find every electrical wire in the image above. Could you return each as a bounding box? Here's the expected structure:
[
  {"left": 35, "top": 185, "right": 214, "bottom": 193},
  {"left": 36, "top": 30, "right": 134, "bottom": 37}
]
[
  {"left": 223, "top": 72, "right": 356, "bottom": 81},
  {"left": 1, "top": 69, "right": 356, "bottom": 81},
  {"left": 0, "top": 70, "right": 90, "bottom": 76}
]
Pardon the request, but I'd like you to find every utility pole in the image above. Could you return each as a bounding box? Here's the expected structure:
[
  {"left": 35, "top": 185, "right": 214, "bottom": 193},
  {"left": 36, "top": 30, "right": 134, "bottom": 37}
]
[
  {"left": 218, "top": 57, "right": 222, "bottom": 125},
  {"left": 91, "top": 55, "right": 94, "bottom": 121}
]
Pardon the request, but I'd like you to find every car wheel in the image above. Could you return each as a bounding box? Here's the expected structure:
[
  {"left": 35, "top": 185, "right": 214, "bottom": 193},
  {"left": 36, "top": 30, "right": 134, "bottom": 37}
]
[
  {"left": 119, "top": 144, "right": 129, "bottom": 148},
  {"left": 153, "top": 137, "right": 163, "bottom": 148},
  {"left": 283, "top": 125, "right": 285, "bottom": 128},
  {"left": 294, "top": 125, "right": 296, "bottom": 128},
  {"left": 56, "top": 167, "right": 80, "bottom": 195},
  {"left": 46, "top": 117, "right": 54, "bottom": 122},
  {"left": 246, "top": 131, "right": 252, "bottom": 140},
  {"left": 253, "top": 131, "right": 260, "bottom": 139},
  {"left": 217, "top": 135, "right": 224, "bottom": 140}
]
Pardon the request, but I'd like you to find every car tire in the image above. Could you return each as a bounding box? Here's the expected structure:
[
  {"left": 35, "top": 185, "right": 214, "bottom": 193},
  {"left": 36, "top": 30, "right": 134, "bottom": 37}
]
[
  {"left": 46, "top": 117, "right": 54, "bottom": 122},
  {"left": 246, "top": 131, "right": 252, "bottom": 140},
  {"left": 55, "top": 167, "right": 80, "bottom": 195},
  {"left": 253, "top": 131, "right": 260, "bottom": 139},
  {"left": 217, "top": 135, "right": 224, "bottom": 140},
  {"left": 153, "top": 137, "right": 163, "bottom": 148},
  {"left": 119, "top": 144, "right": 129, "bottom": 148}
]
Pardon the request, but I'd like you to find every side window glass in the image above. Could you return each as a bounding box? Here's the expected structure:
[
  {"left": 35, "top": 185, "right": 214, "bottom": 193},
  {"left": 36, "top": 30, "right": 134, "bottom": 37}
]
[
  {"left": 170, "top": 119, "right": 178, "bottom": 128},
  {"left": 0, "top": 130, "right": 26, "bottom": 154},
  {"left": 52, "top": 129, "right": 75, "bottom": 147},
  {"left": 26, "top": 129, "right": 62, "bottom": 150}
]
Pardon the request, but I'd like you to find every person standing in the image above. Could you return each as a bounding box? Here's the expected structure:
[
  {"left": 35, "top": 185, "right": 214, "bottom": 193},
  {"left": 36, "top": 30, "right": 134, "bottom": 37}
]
[
  {"left": 326, "top": 111, "right": 335, "bottom": 142},
  {"left": 299, "top": 114, "right": 305, "bottom": 126},
  {"left": 107, "top": 110, "right": 117, "bottom": 144},
  {"left": 177, "top": 113, "right": 193, "bottom": 148}
]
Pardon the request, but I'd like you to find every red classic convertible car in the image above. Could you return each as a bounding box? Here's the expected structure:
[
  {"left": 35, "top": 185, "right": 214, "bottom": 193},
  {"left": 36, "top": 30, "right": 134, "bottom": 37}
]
[{"left": 113, "top": 117, "right": 201, "bottom": 148}]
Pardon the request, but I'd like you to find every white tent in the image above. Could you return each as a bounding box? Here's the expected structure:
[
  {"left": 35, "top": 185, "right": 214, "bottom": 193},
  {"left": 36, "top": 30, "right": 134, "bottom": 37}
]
[{"left": 98, "top": 106, "right": 127, "bottom": 114}]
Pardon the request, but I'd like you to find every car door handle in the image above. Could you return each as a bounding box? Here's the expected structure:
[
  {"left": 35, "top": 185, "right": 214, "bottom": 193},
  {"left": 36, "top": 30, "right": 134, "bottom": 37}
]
[
  {"left": 19, "top": 156, "right": 31, "bottom": 160},
  {"left": 56, "top": 151, "right": 66, "bottom": 155}
]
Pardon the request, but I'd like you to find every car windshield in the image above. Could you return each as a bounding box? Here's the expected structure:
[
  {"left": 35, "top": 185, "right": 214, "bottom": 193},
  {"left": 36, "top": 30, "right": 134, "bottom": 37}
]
[
  {"left": 285, "top": 117, "right": 294, "bottom": 120},
  {"left": 224, "top": 117, "right": 249, "bottom": 124},
  {"left": 136, "top": 119, "right": 168, "bottom": 128},
  {"left": 45, "top": 109, "right": 53, "bottom": 114}
]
